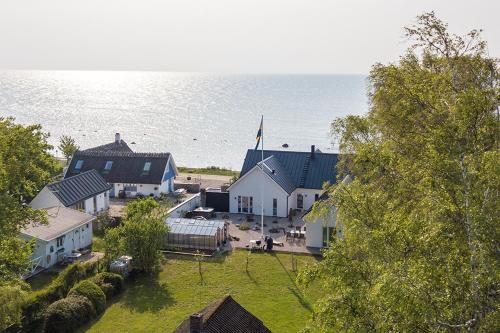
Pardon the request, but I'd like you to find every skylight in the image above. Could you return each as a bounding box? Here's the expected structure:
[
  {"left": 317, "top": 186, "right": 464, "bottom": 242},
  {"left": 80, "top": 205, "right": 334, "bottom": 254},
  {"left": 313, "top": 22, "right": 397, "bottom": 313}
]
[
  {"left": 143, "top": 162, "right": 151, "bottom": 172},
  {"left": 104, "top": 161, "right": 113, "bottom": 170},
  {"left": 75, "top": 160, "right": 84, "bottom": 170}
]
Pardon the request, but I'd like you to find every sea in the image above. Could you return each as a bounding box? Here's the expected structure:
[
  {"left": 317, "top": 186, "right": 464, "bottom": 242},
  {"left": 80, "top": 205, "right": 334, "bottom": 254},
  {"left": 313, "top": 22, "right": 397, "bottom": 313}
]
[{"left": 0, "top": 71, "right": 368, "bottom": 170}]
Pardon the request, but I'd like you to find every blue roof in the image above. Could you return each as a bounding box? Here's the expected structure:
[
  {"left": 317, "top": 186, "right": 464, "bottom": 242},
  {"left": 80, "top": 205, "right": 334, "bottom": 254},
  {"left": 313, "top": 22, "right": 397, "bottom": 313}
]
[
  {"left": 257, "top": 156, "right": 296, "bottom": 194},
  {"left": 240, "top": 149, "right": 338, "bottom": 191}
]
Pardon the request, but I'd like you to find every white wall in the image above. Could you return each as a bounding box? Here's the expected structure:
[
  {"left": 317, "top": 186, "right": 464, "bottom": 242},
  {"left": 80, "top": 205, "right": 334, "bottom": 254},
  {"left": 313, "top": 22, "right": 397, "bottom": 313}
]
[
  {"left": 21, "top": 220, "right": 93, "bottom": 268},
  {"left": 305, "top": 208, "right": 337, "bottom": 248},
  {"left": 229, "top": 167, "right": 289, "bottom": 217},
  {"left": 113, "top": 183, "right": 163, "bottom": 197},
  {"left": 167, "top": 193, "right": 201, "bottom": 218},
  {"left": 289, "top": 188, "right": 322, "bottom": 212},
  {"left": 29, "top": 187, "right": 61, "bottom": 209},
  {"left": 82, "top": 192, "right": 109, "bottom": 214}
]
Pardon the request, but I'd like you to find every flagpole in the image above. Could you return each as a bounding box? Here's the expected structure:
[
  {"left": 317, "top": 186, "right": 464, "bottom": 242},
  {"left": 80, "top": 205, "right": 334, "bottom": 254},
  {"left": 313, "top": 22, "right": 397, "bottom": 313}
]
[{"left": 260, "top": 115, "right": 264, "bottom": 239}]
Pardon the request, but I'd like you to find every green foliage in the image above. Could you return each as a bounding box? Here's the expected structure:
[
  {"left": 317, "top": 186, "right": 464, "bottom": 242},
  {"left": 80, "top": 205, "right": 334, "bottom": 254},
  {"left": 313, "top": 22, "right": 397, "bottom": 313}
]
[
  {"left": 44, "top": 295, "right": 96, "bottom": 333},
  {"left": 58, "top": 135, "right": 79, "bottom": 163},
  {"left": 68, "top": 280, "right": 106, "bottom": 314},
  {"left": 0, "top": 283, "right": 29, "bottom": 331},
  {"left": 238, "top": 222, "right": 250, "bottom": 230},
  {"left": 105, "top": 198, "right": 168, "bottom": 273},
  {"left": 0, "top": 118, "right": 59, "bottom": 329},
  {"left": 91, "top": 272, "right": 124, "bottom": 297},
  {"left": 21, "top": 262, "right": 97, "bottom": 331},
  {"left": 303, "top": 12, "right": 499, "bottom": 332}
]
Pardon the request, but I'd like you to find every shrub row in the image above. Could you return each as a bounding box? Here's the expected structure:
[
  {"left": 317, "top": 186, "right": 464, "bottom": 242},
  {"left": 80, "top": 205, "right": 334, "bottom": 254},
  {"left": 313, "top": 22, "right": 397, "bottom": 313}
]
[
  {"left": 43, "top": 273, "right": 124, "bottom": 333},
  {"left": 20, "top": 261, "right": 98, "bottom": 333}
]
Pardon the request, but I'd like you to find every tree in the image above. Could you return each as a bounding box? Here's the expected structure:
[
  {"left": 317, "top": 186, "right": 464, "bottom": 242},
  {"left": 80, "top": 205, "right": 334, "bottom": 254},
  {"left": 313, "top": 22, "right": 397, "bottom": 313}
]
[
  {"left": 58, "top": 135, "right": 79, "bottom": 163},
  {"left": 0, "top": 118, "right": 59, "bottom": 329},
  {"left": 300, "top": 13, "right": 499, "bottom": 332},
  {"left": 104, "top": 198, "right": 168, "bottom": 273}
]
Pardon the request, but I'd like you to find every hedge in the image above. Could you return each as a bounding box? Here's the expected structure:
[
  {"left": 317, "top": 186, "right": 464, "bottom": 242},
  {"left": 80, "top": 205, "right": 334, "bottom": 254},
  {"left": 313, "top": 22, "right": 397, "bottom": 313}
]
[
  {"left": 20, "top": 261, "right": 98, "bottom": 332},
  {"left": 91, "top": 272, "right": 124, "bottom": 297},
  {"left": 68, "top": 280, "right": 106, "bottom": 314},
  {"left": 43, "top": 295, "right": 96, "bottom": 333}
]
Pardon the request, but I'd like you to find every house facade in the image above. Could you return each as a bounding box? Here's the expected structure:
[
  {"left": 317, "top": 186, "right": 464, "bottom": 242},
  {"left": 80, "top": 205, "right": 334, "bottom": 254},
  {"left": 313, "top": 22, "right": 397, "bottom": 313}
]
[
  {"left": 20, "top": 207, "right": 95, "bottom": 269},
  {"left": 30, "top": 170, "right": 111, "bottom": 215},
  {"left": 228, "top": 146, "right": 338, "bottom": 218},
  {"left": 65, "top": 145, "right": 178, "bottom": 198}
]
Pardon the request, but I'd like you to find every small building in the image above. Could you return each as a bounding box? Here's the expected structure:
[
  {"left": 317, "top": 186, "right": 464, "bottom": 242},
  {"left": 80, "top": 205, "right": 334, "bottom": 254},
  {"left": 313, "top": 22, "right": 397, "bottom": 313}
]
[
  {"left": 20, "top": 207, "right": 95, "bottom": 269},
  {"left": 173, "top": 295, "right": 272, "bottom": 333},
  {"left": 228, "top": 146, "right": 338, "bottom": 218},
  {"left": 64, "top": 134, "right": 178, "bottom": 198},
  {"left": 30, "top": 169, "right": 111, "bottom": 215},
  {"left": 165, "top": 218, "right": 227, "bottom": 251}
]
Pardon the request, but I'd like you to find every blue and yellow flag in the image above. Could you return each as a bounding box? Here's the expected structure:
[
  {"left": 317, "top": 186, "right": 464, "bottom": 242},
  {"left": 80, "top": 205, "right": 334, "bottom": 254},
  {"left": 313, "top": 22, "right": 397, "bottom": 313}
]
[{"left": 255, "top": 116, "right": 263, "bottom": 150}]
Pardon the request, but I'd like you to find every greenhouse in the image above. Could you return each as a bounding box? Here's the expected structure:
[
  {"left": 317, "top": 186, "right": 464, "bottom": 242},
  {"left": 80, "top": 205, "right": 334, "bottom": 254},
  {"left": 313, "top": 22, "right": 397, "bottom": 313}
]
[{"left": 165, "top": 218, "right": 228, "bottom": 251}]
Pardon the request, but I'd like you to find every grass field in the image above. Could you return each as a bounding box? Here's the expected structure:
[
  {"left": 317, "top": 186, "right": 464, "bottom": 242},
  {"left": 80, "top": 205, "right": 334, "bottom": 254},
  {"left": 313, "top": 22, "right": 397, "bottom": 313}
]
[
  {"left": 80, "top": 250, "right": 321, "bottom": 333},
  {"left": 177, "top": 166, "right": 239, "bottom": 177}
]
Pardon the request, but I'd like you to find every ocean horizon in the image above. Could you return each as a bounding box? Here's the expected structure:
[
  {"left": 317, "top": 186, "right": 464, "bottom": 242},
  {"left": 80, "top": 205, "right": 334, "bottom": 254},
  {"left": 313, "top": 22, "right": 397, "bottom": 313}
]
[{"left": 0, "top": 70, "right": 368, "bottom": 169}]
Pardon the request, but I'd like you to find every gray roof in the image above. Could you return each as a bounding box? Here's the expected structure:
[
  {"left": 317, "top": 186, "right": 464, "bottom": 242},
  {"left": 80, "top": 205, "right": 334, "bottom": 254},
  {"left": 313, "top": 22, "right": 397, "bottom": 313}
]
[
  {"left": 21, "top": 207, "right": 95, "bottom": 241},
  {"left": 166, "top": 218, "right": 226, "bottom": 236},
  {"left": 82, "top": 139, "right": 133, "bottom": 153},
  {"left": 257, "top": 156, "right": 296, "bottom": 194},
  {"left": 48, "top": 170, "right": 111, "bottom": 207},
  {"left": 240, "top": 149, "right": 339, "bottom": 191}
]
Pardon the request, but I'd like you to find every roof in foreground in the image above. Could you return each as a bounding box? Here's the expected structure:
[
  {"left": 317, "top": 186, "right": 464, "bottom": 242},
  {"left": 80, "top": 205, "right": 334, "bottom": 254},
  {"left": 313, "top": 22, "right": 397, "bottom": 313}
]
[
  {"left": 173, "top": 295, "right": 272, "bottom": 333},
  {"left": 65, "top": 150, "right": 172, "bottom": 184},
  {"left": 21, "top": 207, "right": 95, "bottom": 241},
  {"left": 240, "top": 149, "right": 339, "bottom": 191},
  {"left": 48, "top": 170, "right": 111, "bottom": 207},
  {"left": 166, "top": 218, "right": 226, "bottom": 236}
]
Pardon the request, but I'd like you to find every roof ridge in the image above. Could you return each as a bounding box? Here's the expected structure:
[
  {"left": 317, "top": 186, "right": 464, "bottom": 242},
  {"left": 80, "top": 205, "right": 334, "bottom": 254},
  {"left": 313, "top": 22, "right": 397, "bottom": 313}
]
[{"left": 75, "top": 150, "right": 170, "bottom": 158}]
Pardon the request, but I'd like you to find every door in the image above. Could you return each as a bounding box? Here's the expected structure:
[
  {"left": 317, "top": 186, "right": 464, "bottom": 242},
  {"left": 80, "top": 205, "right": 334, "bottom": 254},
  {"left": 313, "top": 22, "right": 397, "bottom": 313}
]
[
  {"left": 297, "top": 194, "right": 304, "bottom": 209},
  {"left": 272, "top": 198, "right": 277, "bottom": 216}
]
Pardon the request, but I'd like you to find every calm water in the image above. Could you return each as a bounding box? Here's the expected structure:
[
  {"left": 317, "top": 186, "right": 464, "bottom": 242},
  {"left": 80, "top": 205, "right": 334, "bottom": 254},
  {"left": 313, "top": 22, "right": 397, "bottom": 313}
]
[{"left": 0, "top": 71, "right": 368, "bottom": 169}]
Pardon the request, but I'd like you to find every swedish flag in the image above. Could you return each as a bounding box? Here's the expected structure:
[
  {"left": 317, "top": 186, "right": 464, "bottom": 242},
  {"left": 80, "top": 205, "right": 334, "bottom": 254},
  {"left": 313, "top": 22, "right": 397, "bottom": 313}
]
[{"left": 255, "top": 116, "right": 263, "bottom": 150}]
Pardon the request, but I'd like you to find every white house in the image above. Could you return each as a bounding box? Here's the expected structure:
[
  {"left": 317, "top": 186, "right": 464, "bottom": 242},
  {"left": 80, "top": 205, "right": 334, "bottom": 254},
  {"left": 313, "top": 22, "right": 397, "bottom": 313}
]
[
  {"left": 303, "top": 175, "right": 352, "bottom": 248},
  {"left": 20, "top": 207, "right": 95, "bottom": 269},
  {"left": 228, "top": 146, "right": 339, "bottom": 218},
  {"left": 30, "top": 169, "right": 111, "bottom": 215},
  {"left": 64, "top": 134, "right": 178, "bottom": 198}
]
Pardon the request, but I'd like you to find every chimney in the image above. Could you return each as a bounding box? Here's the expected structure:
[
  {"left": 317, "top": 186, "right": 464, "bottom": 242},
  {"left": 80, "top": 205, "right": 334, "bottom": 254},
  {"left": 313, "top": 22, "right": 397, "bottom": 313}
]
[
  {"left": 200, "top": 188, "right": 206, "bottom": 207},
  {"left": 189, "top": 313, "right": 203, "bottom": 333},
  {"left": 310, "top": 145, "right": 315, "bottom": 159},
  {"left": 115, "top": 133, "right": 121, "bottom": 143}
]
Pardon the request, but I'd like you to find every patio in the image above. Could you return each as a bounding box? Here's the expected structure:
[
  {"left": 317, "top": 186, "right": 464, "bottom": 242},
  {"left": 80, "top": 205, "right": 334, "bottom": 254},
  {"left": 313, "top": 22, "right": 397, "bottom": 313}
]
[{"left": 216, "top": 213, "right": 322, "bottom": 255}]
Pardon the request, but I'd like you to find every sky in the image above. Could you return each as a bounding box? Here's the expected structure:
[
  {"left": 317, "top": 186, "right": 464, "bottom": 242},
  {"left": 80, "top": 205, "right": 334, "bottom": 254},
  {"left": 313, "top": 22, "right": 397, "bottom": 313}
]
[{"left": 0, "top": 0, "right": 498, "bottom": 74}]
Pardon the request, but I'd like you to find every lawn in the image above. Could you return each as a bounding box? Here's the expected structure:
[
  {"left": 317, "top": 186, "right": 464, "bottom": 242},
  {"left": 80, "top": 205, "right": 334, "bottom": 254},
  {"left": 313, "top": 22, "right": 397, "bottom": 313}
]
[
  {"left": 80, "top": 250, "right": 321, "bottom": 333},
  {"left": 177, "top": 166, "right": 238, "bottom": 177}
]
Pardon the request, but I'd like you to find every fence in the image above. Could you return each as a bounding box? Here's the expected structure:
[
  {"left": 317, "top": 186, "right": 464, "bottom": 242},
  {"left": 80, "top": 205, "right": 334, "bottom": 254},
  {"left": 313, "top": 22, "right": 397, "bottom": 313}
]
[{"left": 167, "top": 193, "right": 201, "bottom": 218}]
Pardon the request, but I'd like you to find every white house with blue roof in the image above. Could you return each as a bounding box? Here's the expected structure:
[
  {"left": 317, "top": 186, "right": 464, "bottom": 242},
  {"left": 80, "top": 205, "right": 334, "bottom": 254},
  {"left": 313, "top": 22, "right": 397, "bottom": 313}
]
[{"left": 228, "top": 146, "right": 338, "bottom": 219}]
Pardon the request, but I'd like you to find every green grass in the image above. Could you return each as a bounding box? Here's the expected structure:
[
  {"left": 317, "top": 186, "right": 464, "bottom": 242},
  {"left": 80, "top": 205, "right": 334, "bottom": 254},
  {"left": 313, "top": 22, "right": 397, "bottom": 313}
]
[
  {"left": 177, "top": 166, "right": 238, "bottom": 177},
  {"left": 80, "top": 250, "right": 321, "bottom": 333},
  {"left": 27, "top": 270, "right": 60, "bottom": 291}
]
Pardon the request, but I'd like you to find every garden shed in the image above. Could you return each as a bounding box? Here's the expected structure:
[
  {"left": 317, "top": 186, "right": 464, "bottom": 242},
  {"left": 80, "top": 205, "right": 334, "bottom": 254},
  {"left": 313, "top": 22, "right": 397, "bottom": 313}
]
[{"left": 165, "top": 218, "right": 228, "bottom": 251}]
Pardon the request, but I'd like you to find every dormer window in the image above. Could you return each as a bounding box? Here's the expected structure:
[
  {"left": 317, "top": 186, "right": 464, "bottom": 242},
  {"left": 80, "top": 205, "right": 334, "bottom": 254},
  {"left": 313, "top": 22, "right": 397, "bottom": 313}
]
[
  {"left": 74, "top": 160, "right": 84, "bottom": 172},
  {"left": 103, "top": 161, "right": 113, "bottom": 173},
  {"left": 142, "top": 162, "right": 151, "bottom": 175}
]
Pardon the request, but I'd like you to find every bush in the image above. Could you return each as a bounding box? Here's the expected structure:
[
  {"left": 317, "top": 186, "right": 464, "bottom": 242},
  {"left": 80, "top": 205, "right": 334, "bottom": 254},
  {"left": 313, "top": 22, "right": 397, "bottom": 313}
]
[
  {"left": 239, "top": 222, "right": 250, "bottom": 231},
  {"left": 21, "top": 261, "right": 97, "bottom": 332},
  {"left": 91, "top": 272, "right": 124, "bottom": 297},
  {"left": 44, "top": 295, "right": 95, "bottom": 333},
  {"left": 68, "top": 280, "right": 106, "bottom": 314}
]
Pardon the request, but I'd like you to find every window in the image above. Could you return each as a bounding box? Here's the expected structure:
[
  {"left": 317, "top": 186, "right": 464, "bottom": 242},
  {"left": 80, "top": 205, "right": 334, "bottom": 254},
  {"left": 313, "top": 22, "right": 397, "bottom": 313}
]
[
  {"left": 322, "top": 227, "right": 335, "bottom": 247},
  {"left": 142, "top": 162, "right": 151, "bottom": 175},
  {"left": 74, "top": 160, "right": 84, "bottom": 172},
  {"left": 103, "top": 161, "right": 113, "bottom": 173},
  {"left": 104, "top": 191, "right": 107, "bottom": 198},
  {"left": 50, "top": 246, "right": 54, "bottom": 253},
  {"left": 297, "top": 194, "right": 304, "bottom": 209},
  {"left": 86, "top": 223, "right": 89, "bottom": 229},
  {"left": 56, "top": 235, "right": 65, "bottom": 247},
  {"left": 237, "top": 196, "right": 241, "bottom": 213},
  {"left": 239, "top": 196, "right": 253, "bottom": 213},
  {"left": 93, "top": 196, "right": 97, "bottom": 212},
  {"left": 315, "top": 194, "right": 319, "bottom": 201},
  {"left": 272, "top": 198, "right": 277, "bottom": 216}
]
